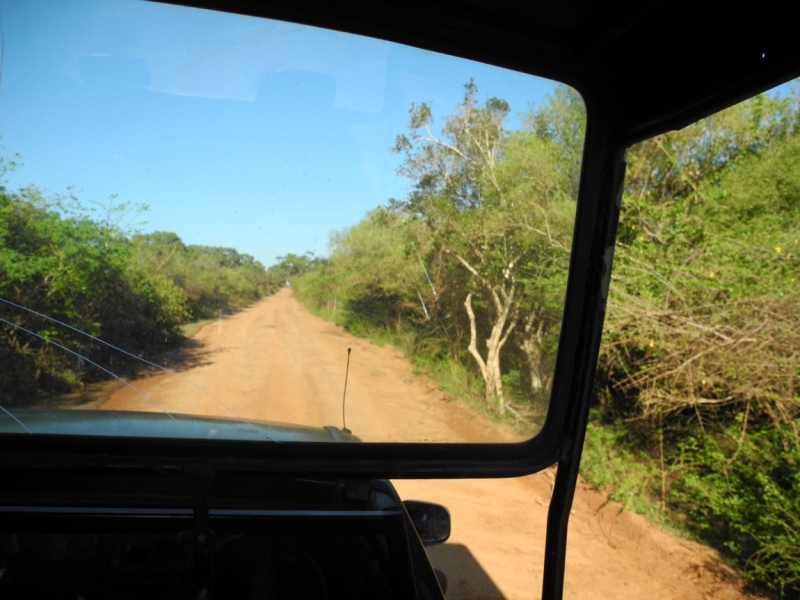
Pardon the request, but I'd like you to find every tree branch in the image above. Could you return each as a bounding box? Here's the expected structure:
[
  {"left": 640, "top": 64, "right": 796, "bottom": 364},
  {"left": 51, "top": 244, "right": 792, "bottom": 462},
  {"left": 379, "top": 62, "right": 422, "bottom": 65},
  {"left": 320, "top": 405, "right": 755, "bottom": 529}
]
[
  {"left": 464, "top": 292, "right": 488, "bottom": 380},
  {"left": 445, "top": 248, "right": 503, "bottom": 314}
]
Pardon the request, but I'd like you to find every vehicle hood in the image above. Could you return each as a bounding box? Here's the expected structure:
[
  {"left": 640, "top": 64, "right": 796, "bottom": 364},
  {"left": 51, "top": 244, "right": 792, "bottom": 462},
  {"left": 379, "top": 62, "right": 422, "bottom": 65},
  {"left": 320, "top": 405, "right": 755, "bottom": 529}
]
[{"left": 0, "top": 409, "right": 359, "bottom": 443}]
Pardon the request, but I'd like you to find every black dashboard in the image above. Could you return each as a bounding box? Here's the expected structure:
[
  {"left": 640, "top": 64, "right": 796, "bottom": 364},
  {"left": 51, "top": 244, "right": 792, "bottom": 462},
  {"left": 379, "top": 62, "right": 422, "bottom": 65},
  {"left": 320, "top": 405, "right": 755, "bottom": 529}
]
[{"left": 0, "top": 476, "right": 443, "bottom": 599}]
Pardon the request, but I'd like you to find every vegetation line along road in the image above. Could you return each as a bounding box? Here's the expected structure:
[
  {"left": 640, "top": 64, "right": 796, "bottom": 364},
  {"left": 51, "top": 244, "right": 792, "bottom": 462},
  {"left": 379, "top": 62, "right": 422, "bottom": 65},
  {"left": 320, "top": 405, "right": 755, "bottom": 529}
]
[{"left": 285, "top": 84, "right": 799, "bottom": 596}]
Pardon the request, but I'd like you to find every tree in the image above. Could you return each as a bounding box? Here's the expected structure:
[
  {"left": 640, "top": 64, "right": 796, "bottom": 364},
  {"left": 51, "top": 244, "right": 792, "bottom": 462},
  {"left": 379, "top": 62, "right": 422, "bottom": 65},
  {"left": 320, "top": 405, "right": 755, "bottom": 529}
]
[
  {"left": 326, "top": 209, "right": 428, "bottom": 330},
  {"left": 495, "top": 130, "right": 575, "bottom": 398},
  {"left": 525, "top": 85, "right": 586, "bottom": 199},
  {"left": 131, "top": 233, "right": 276, "bottom": 320},
  {"left": 0, "top": 188, "right": 188, "bottom": 400},
  {"left": 392, "top": 81, "right": 576, "bottom": 412},
  {"left": 271, "top": 252, "right": 322, "bottom": 283}
]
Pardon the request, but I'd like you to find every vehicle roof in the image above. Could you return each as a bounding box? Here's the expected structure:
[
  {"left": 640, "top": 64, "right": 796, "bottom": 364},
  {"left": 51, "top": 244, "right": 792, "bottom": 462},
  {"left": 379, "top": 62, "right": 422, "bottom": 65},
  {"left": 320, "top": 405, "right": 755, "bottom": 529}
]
[{"left": 158, "top": 0, "right": 800, "bottom": 144}]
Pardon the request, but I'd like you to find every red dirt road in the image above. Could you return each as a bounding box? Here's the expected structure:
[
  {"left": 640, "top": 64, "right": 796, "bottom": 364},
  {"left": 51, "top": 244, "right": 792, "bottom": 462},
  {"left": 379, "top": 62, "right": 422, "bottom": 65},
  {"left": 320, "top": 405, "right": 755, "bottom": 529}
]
[{"left": 102, "top": 289, "right": 763, "bottom": 599}]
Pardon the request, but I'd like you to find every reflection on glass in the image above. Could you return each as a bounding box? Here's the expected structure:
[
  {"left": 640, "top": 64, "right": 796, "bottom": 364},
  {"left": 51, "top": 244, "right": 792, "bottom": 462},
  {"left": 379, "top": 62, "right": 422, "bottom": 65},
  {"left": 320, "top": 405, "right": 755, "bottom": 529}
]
[{"left": 0, "top": 0, "right": 585, "bottom": 443}]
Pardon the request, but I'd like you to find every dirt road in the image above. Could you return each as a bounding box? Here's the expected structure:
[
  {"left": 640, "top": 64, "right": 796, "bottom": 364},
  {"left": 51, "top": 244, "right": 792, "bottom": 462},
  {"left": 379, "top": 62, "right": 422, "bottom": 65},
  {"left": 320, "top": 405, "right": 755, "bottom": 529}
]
[{"left": 102, "top": 289, "right": 762, "bottom": 599}]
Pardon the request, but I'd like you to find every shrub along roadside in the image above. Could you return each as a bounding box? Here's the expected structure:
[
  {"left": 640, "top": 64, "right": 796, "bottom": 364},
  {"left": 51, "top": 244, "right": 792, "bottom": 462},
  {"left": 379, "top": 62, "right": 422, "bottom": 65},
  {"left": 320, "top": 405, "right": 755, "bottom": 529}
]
[
  {"left": 0, "top": 185, "right": 279, "bottom": 405},
  {"left": 579, "top": 411, "right": 800, "bottom": 598},
  {"left": 291, "top": 85, "right": 799, "bottom": 596},
  {"left": 587, "top": 94, "right": 799, "bottom": 598}
]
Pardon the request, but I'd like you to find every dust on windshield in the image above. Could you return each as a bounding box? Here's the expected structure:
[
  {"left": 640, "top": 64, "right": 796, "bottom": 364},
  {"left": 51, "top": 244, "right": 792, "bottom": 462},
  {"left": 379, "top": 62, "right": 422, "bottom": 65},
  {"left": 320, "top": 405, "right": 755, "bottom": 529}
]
[{"left": 0, "top": 0, "right": 584, "bottom": 443}]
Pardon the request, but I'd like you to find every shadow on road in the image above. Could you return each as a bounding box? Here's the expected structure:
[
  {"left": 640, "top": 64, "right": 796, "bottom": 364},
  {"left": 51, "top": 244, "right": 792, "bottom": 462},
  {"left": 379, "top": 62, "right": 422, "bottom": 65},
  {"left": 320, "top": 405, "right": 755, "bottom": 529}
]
[
  {"left": 426, "top": 543, "right": 506, "bottom": 599},
  {"left": 34, "top": 337, "right": 216, "bottom": 410}
]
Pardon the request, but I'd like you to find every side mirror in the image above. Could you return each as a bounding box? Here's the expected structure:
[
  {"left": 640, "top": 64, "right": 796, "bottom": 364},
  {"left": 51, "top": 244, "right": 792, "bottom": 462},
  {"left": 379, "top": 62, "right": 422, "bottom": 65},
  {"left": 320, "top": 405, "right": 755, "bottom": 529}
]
[{"left": 403, "top": 500, "right": 451, "bottom": 545}]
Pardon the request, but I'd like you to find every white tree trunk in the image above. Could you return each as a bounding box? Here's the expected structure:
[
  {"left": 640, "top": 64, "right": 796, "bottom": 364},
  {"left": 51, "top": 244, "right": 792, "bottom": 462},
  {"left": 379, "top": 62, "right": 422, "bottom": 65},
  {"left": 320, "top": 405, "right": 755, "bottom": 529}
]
[
  {"left": 519, "top": 311, "right": 546, "bottom": 396},
  {"left": 464, "top": 288, "right": 517, "bottom": 414}
]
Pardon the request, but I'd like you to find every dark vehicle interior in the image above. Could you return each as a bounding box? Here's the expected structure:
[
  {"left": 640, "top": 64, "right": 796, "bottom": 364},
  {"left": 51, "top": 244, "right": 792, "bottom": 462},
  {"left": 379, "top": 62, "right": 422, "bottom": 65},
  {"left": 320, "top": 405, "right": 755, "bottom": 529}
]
[
  {"left": 2, "top": 475, "right": 446, "bottom": 599},
  {"left": 1, "top": 1, "right": 798, "bottom": 599}
]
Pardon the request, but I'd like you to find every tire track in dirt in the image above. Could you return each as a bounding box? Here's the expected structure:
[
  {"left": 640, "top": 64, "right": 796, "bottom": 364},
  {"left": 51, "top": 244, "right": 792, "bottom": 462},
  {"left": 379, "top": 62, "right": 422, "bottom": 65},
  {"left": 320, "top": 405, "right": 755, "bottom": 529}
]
[{"left": 101, "top": 289, "right": 763, "bottom": 600}]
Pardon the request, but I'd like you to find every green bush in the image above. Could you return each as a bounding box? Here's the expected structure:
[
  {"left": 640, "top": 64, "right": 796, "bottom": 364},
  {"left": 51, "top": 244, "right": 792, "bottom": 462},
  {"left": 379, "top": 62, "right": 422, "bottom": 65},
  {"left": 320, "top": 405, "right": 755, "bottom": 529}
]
[
  {"left": 580, "top": 415, "right": 666, "bottom": 521},
  {"left": 669, "top": 423, "right": 800, "bottom": 596},
  {"left": 0, "top": 187, "right": 275, "bottom": 403}
]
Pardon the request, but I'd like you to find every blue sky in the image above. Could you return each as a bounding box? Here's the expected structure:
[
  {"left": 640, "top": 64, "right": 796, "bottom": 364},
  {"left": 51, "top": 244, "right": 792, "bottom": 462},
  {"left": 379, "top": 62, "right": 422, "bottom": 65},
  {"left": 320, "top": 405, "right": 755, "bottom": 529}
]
[{"left": 1, "top": 0, "right": 561, "bottom": 266}]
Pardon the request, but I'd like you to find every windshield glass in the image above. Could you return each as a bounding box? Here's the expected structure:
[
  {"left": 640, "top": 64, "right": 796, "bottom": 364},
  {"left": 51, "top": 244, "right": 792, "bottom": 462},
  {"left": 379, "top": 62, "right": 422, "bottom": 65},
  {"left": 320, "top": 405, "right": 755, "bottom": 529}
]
[{"left": 0, "top": 0, "right": 585, "bottom": 443}]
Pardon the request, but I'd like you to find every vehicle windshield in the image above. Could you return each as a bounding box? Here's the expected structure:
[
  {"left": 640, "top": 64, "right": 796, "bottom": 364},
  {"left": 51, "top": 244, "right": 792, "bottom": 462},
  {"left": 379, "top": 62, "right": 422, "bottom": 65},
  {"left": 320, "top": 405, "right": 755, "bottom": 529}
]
[{"left": 0, "top": 0, "right": 585, "bottom": 443}]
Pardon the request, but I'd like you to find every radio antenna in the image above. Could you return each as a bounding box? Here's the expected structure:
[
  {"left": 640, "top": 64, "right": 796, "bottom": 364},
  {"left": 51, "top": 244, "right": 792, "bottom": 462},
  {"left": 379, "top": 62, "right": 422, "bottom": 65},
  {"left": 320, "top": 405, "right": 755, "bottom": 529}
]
[{"left": 341, "top": 347, "right": 352, "bottom": 433}]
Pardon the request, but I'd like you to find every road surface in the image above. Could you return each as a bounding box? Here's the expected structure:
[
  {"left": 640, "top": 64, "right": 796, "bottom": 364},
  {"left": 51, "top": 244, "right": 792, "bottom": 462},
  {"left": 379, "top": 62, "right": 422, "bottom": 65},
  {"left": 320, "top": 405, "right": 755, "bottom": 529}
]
[{"left": 101, "top": 289, "right": 762, "bottom": 600}]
